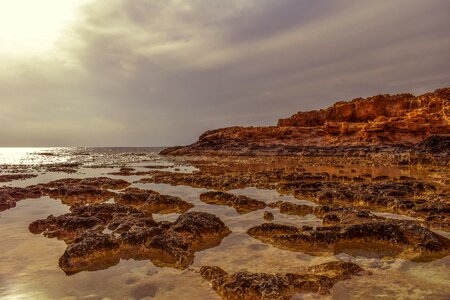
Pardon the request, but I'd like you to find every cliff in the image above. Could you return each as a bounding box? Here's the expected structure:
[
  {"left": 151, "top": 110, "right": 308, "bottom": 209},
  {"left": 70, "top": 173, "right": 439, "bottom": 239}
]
[{"left": 162, "top": 88, "right": 449, "bottom": 156}]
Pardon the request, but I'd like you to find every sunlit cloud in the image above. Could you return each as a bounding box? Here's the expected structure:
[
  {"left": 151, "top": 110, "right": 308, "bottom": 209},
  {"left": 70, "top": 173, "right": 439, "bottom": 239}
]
[{"left": 0, "top": 0, "right": 449, "bottom": 146}]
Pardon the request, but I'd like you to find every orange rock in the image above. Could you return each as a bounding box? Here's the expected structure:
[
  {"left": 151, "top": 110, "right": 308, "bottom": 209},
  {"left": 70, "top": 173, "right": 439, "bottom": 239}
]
[{"left": 163, "top": 87, "right": 449, "bottom": 155}]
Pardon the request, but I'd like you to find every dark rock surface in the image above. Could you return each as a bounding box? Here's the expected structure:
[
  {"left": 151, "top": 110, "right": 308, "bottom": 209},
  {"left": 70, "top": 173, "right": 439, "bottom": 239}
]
[
  {"left": 200, "top": 261, "right": 364, "bottom": 299},
  {"left": 29, "top": 204, "right": 230, "bottom": 274},
  {"left": 115, "top": 187, "right": 193, "bottom": 213},
  {"left": 200, "top": 191, "right": 266, "bottom": 214}
]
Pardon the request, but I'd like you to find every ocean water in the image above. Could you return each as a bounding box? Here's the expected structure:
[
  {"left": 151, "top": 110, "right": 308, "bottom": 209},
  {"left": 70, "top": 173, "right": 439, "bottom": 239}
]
[
  {"left": 0, "top": 147, "right": 449, "bottom": 300},
  {"left": 0, "top": 147, "right": 165, "bottom": 166}
]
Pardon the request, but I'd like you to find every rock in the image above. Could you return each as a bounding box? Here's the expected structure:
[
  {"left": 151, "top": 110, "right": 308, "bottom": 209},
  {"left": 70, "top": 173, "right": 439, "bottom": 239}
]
[
  {"left": 160, "top": 88, "right": 449, "bottom": 166},
  {"left": 108, "top": 166, "right": 136, "bottom": 176},
  {"left": 199, "top": 261, "right": 364, "bottom": 299},
  {"left": 115, "top": 187, "right": 193, "bottom": 214},
  {"left": 0, "top": 186, "right": 43, "bottom": 211},
  {"left": 46, "top": 185, "right": 116, "bottom": 206},
  {"left": 268, "top": 201, "right": 314, "bottom": 217},
  {"left": 0, "top": 174, "right": 37, "bottom": 182},
  {"left": 35, "top": 177, "right": 131, "bottom": 207},
  {"left": 43, "top": 177, "right": 130, "bottom": 190},
  {"left": 29, "top": 205, "right": 230, "bottom": 274},
  {"left": 247, "top": 220, "right": 450, "bottom": 262},
  {"left": 263, "top": 211, "right": 274, "bottom": 221},
  {"left": 200, "top": 191, "right": 266, "bottom": 214},
  {"left": 136, "top": 166, "right": 449, "bottom": 230}
]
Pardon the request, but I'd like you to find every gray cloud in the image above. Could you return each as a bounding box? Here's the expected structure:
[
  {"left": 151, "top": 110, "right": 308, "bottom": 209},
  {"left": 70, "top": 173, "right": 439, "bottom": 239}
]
[{"left": 1, "top": 0, "right": 449, "bottom": 146}]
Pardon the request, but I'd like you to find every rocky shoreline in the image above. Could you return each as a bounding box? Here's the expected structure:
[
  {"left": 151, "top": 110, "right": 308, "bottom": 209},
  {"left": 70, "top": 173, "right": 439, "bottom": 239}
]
[
  {"left": 1, "top": 149, "right": 449, "bottom": 298},
  {"left": 0, "top": 88, "right": 449, "bottom": 299},
  {"left": 161, "top": 88, "right": 449, "bottom": 166}
]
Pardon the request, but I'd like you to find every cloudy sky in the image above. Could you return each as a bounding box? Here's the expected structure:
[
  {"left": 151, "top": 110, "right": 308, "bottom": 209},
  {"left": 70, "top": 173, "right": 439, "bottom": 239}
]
[{"left": 0, "top": 0, "right": 449, "bottom": 146}]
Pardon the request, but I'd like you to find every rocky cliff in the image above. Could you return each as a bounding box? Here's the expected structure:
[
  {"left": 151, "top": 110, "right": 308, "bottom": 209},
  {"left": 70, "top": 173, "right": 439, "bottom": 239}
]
[{"left": 162, "top": 88, "right": 449, "bottom": 156}]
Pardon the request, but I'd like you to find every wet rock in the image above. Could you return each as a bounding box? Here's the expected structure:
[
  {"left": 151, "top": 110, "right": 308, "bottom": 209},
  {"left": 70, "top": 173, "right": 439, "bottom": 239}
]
[
  {"left": 247, "top": 220, "right": 450, "bottom": 262},
  {"left": 410, "top": 135, "right": 450, "bottom": 166},
  {"left": 139, "top": 171, "right": 251, "bottom": 191},
  {"left": 0, "top": 173, "right": 37, "bottom": 182},
  {"left": 29, "top": 205, "right": 230, "bottom": 274},
  {"left": 138, "top": 165, "right": 448, "bottom": 230},
  {"left": 43, "top": 177, "right": 130, "bottom": 190},
  {"left": 268, "top": 201, "right": 314, "bottom": 217},
  {"left": 0, "top": 186, "right": 43, "bottom": 211},
  {"left": 29, "top": 203, "right": 154, "bottom": 242},
  {"left": 199, "top": 261, "right": 364, "bottom": 299},
  {"left": 45, "top": 163, "right": 80, "bottom": 174},
  {"left": 46, "top": 185, "right": 116, "bottom": 206},
  {"left": 313, "top": 206, "right": 384, "bottom": 226},
  {"left": 59, "top": 231, "right": 121, "bottom": 273},
  {"left": 115, "top": 187, "right": 193, "bottom": 214},
  {"left": 108, "top": 167, "right": 136, "bottom": 176},
  {"left": 200, "top": 191, "right": 266, "bottom": 214},
  {"left": 37, "top": 177, "right": 130, "bottom": 206},
  {"left": 263, "top": 211, "right": 274, "bottom": 222}
]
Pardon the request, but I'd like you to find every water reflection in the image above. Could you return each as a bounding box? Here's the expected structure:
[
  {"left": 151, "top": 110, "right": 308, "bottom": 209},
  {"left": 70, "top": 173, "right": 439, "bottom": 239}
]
[{"left": 0, "top": 148, "right": 449, "bottom": 299}]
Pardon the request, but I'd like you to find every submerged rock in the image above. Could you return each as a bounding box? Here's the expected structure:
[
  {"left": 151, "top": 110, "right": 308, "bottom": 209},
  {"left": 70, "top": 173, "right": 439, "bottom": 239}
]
[{"left": 199, "top": 261, "right": 364, "bottom": 300}]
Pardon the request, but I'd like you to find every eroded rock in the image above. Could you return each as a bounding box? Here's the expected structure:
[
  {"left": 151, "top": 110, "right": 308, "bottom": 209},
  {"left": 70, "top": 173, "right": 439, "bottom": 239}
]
[
  {"left": 37, "top": 177, "right": 130, "bottom": 206},
  {"left": 199, "top": 261, "right": 364, "bottom": 299},
  {"left": 162, "top": 88, "right": 450, "bottom": 159},
  {"left": 29, "top": 205, "right": 230, "bottom": 274},
  {"left": 115, "top": 187, "right": 193, "bottom": 214},
  {"left": 0, "top": 186, "right": 43, "bottom": 211},
  {"left": 200, "top": 191, "right": 266, "bottom": 214},
  {"left": 0, "top": 174, "right": 37, "bottom": 182},
  {"left": 248, "top": 220, "right": 450, "bottom": 262},
  {"left": 268, "top": 201, "right": 314, "bottom": 217}
]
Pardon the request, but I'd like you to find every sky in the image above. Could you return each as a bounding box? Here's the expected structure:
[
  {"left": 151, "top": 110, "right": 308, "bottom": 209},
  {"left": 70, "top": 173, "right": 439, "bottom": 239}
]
[{"left": 0, "top": 0, "right": 449, "bottom": 147}]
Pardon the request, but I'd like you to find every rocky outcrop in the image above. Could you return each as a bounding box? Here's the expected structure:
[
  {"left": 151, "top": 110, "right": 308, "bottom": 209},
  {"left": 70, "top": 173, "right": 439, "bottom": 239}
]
[
  {"left": 199, "top": 261, "right": 364, "bottom": 299},
  {"left": 162, "top": 88, "right": 449, "bottom": 158},
  {"left": 0, "top": 186, "right": 44, "bottom": 211},
  {"left": 0, "top": 174, "right": 37, "bottom": 182},
  {"left": 137, "top": 167, "right": 449, "bottom": 230},
  {"left": 29, "top": 204, "right": 230, "bottom": 274},
  {"left": 248, "top": 217, "right": 450, "bottom": 261},
  {"left": 199, "top": 191, "right": 266, "bottom": 214},
  {"left": 42, "top": 177, "right": 130, "bottom": 190},
  {"left": 115, "top": 187, "right": 194, "bottom": 214},
  {"left": 36, "top": 177, "right": 130, "bottom": 206}
]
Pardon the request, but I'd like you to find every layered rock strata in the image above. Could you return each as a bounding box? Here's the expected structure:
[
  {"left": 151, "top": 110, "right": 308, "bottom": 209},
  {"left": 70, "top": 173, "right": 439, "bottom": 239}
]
[{"left": 162, "top": 88, "right": 449, "bottom": 164}]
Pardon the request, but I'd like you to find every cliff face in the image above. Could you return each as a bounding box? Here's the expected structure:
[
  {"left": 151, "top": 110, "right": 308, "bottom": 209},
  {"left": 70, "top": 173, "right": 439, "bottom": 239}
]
[{"left": 162, "top": 88, "right": 449, "bottom": 155}]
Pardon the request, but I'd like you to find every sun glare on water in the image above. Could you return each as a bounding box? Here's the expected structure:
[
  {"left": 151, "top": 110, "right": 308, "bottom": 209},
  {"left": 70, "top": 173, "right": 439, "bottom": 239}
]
[{"left": 0, "top": 0, "right": 90, "bottom": 56}]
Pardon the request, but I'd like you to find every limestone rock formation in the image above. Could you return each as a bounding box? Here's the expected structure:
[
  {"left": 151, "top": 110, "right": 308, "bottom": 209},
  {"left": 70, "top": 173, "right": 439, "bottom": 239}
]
[
  {"left": 162, "top": 88, "right": 449, "bottom": 156},
  {"left": 200, "top": 191, "right": 266, "bottom": 214},
  {"left": 29, "top": 205, "right": 231, "bottom": 274},
  {"left": 199, "top": 261, "right": 364, "bottom": 299}
]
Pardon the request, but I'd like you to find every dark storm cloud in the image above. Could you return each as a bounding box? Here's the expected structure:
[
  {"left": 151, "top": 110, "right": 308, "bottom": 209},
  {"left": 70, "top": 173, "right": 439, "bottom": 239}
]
[{"left": 1, "top": 0, "right": 449, "bottom": 146}]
